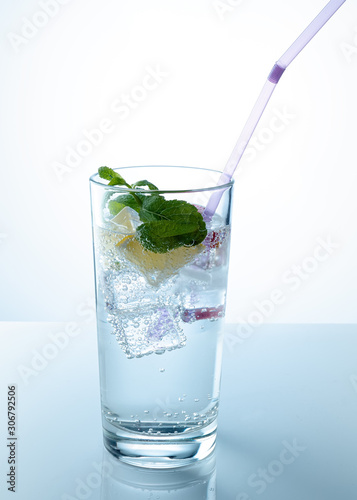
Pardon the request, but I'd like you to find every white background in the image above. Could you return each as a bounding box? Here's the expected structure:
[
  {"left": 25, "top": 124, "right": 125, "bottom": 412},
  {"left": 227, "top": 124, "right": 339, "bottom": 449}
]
[{"left": 0, "top": 0, "right": 356, "bottom": 323}]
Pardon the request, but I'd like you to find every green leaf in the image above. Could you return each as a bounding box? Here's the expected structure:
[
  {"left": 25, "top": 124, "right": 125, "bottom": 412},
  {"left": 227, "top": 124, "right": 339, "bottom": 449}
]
[
  {"left": 108, "top": 194, "right": 145, "bottom": 215},
  {"left": 137, "top": 198, "right": 207, "bottom": 253},
  {"left": 98, "top": 167, "right": 130, "bottom": 188},
  {"left": 132, "top": 180, "right": 159, "bottom": 191},
  {"left": 138, "top": 195, "right": 166, "bottom": 222},
  {"left": 140, "top": 197, "right": 202, "bottom": 224},
  {"left": 97, "top": 167, "right": 207, "bottom": 253},
  {"left": 108, "top": 201, "right": 126, "bottom": 216},
  {"left": 142, "top": 220, "right": 198, "bottom": 238}
]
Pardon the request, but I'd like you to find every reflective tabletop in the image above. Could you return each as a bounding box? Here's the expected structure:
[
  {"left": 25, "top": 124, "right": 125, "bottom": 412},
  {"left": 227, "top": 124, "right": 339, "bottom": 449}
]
[{"left": 1, "top": 323, "right": 356, "bottom": 500}]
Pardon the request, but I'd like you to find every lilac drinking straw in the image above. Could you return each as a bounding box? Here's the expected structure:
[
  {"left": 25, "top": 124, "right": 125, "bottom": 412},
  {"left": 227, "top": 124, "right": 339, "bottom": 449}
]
[{"left": 204, "top": 0, "right": 347, "bottom": 218}]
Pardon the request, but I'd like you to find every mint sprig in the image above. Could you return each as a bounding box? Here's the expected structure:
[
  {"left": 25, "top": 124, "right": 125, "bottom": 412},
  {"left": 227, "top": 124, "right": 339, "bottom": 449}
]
[
  {"left": 98, "top": 167, "right": 207, "bottom": 254},
  {"left": 98, "top": 167, "right": 131, "bottom": 187},
  {"left": 108, "top": 194, "right": 144, "bottom": 215}
]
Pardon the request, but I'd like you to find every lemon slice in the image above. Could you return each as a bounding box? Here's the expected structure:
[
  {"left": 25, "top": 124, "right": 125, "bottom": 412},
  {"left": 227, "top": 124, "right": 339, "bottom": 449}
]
[
  {"left": 97, "top": 228, "right": 131, "bottom": 252},
  {"left": 115, "top": 234, "right": 134, "bottom": 247},
  {"left": 97, "top": 206, "right": 139, "bottom": 252},
  {"left": 121, "top": 239, "right": 204, "bottom": 286}
]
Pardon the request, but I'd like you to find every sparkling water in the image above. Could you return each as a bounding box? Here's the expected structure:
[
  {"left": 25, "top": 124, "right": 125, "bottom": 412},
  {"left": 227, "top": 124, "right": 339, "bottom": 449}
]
[{"left": 93, "top": 212, "right": 230, "bottom": 455}]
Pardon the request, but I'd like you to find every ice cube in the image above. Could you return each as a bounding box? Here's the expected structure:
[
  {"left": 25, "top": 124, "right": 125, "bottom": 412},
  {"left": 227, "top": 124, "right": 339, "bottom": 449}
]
[
  {"left": 109, "top": 306, "right": 186, "bottom": 358},
  {"left": 194, "top": 227, "right": 231, "bottom": 270},
  {"left": 110, "top": 206, "right": 141, "bottom": 234},
  {"left": 179, "top": 265, "right": 212, "bottom": 285}
]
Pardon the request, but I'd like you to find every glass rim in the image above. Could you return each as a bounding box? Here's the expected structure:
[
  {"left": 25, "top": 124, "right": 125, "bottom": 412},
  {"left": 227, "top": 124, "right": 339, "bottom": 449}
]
[{"left": 89, "top": 165, "right": 234, "bottom": 194}]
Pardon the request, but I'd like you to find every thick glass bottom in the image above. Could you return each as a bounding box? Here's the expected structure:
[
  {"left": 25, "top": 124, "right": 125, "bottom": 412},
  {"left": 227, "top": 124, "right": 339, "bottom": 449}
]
[{"left": 103, "top": 420, "right": 217, "bottom": 469}]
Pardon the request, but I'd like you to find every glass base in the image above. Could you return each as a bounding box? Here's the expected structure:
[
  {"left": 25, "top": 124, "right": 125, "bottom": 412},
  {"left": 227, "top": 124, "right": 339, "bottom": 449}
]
[{"left": 103, "top": 420, "right": 217, "bottom": 469}]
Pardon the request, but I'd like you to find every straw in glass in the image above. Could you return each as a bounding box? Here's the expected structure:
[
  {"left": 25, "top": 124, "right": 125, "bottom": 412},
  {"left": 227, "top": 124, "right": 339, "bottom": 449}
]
[{"left": 204, "top": 0, "right": 347, "bottom": 218}]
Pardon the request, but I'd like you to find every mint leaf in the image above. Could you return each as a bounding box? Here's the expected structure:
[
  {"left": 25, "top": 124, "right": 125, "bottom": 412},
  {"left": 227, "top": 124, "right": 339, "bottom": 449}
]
[
  {"left": 141, "top": 220, "right": 198, "bottom": 238},
  {"left": 137, "top": 198, "right": 207, "bottom": 253},
  {"left": 138, "top": 195, "right": 166, "bottom": 222},
  {"left": 137, "top": 220, "right": 206, "bottom": 253},
  {"left": 132, "top": 180, "right": 158, "bottom": 191},
  {"left": 108, "top": 194, "right": 145, "bottom": 215},
  {"left": 99, "top": 167, "right": 144, "bottom": 208},
  {"left": 97, "top": 167, "right": 207, "bottom": 253},
  {"left": 98, "top": 167, "right": 131, "bottom": 188},
  {"left": 108, "top": 201, "right": 126, "bottom": 216}
]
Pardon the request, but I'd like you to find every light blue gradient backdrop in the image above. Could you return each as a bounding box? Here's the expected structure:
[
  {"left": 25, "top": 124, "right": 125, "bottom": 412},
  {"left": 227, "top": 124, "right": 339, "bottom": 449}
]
[{"left": 0, "top": 0, "right": 356, "bottom": 322}]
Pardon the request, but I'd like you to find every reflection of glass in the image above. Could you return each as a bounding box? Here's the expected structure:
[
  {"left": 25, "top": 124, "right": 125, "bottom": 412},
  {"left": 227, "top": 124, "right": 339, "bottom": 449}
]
[
  {"left": 100, "top": 449, "right": 216, "bottom": 500},
  {"left": 90, "top": 166, "right": 233, "bottom": 467}
]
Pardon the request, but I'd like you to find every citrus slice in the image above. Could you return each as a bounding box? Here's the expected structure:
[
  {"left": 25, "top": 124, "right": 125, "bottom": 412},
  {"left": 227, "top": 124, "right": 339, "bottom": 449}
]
[
  {"left": 121, "top": 238, "right": 204, "bottom": 286},
  {"left": 96, "top": 206, "right": 139, "bottom": 252},
  {"left": 97, "top": 228, "right": 132, "bottom": 251}
]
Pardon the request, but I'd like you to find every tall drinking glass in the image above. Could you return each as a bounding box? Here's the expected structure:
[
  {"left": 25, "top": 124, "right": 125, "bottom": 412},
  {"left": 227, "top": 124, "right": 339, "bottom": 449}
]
[{"left": 90, "top": 166, "right": 234, "bottom": 468}]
